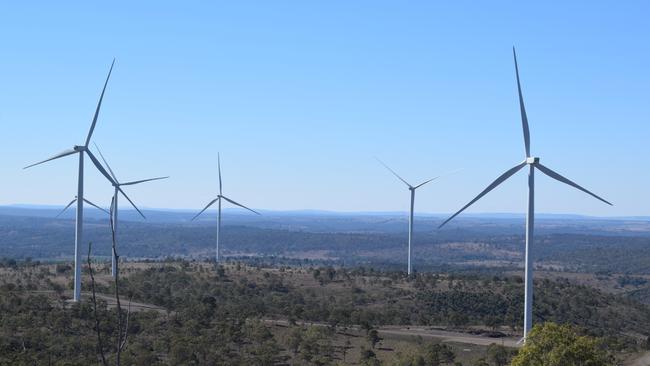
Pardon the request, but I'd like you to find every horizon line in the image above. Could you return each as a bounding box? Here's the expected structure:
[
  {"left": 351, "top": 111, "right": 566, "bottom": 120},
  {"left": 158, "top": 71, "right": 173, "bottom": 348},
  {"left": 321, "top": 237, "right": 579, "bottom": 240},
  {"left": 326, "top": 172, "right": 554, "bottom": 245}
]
[{"left": 2, "top": 204, "right": 649, "bottom": 220}]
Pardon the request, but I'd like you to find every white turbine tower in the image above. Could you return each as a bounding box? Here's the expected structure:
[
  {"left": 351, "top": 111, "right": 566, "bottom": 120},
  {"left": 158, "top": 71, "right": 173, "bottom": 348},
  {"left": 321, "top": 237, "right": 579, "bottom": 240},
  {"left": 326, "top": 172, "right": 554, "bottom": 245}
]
[
  {"left": 24, "top": 60, "right": 118, "bottom": 302},
  {"left": 94, "top": 143, "right": 169, "bottom": 278},
  {"left": 192, "top": 154, "right": 260, "bottom": 263},
  {"left": 56, "top": 196, "right": 110, "bottom": 218},
  {"left": 438, "top": 48, "right": 612, "bottom": 341},
  {"left": 376, "top": 158, "right": 440, "bottom": 275}
]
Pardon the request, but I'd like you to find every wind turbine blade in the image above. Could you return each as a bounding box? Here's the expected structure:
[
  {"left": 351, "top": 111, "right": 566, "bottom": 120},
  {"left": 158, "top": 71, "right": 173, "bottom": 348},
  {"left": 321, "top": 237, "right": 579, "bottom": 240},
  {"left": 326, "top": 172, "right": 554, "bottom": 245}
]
[
  {"left": 120, "top": 176, "right": 169, "bottom": 186},
  {"left": 535, "top": 163, "right": 612, "bottom": 206},
  {"left": 191, "top": 197, "right": 220, "bottom": 221},
  {"left": 414, "top": 168, "right": 463, "bottom": 189},
  {"left": 513, "top": 47, "right": 531, "bottom": 158},
  {"left": 93, "top": 142, "right": 118, "bottom": 182},
  {"left": 439, "top": 162, "right": 527, "bottom": 228},
  {"left": 55, "top": 198, "right": 77, "bottom": 218},
  {"left": 83, "top": 198, "right": 110, "bottom": 215},
  {"left": 221, "top": 195, "right": 261, "bottom": 215},
  {"left": 414, "top": 176, "right": 441, "bottom": 189},
  {"left": 218, "top": 153, "right": 223, "bottom": 195},
  {"left": 375, "top": 157, "right": 411, "bottom": 188},
  {"left": 86, "top": 150, "right": 118, "bottom": 186},
  {"left": 24, "top": 148, "right": 78, "bottom": 169},
  {"left": 85, "top": 59, "right": 115, "bottom": 147},
  {"left": 117, "top": 187, "right": 146, "bottom": 219}
]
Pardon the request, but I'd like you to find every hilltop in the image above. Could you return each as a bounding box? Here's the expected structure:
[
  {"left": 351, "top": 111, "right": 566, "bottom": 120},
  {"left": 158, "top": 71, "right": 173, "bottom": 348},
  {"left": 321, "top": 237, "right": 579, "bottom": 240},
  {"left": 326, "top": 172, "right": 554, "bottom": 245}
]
[{"left": 1, "top": 261, "right": 649, "bottom": 365}]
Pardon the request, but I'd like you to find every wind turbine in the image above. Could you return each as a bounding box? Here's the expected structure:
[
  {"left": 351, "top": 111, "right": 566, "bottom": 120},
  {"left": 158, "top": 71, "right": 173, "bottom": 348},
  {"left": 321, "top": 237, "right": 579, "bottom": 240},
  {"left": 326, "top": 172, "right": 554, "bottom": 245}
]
[
  {"left": 376, "top": 158, "right": 440, "bottom": 275},
  {"left": 56, "top": 196, "right": 110, "bottom": 218},
  {"left": 192, "top": 154, "right": 260, "bottom": 263},
  {"left": 24, "top": 60, "right": 119, "bottom": 302},
  {"left": 94, "top": 143, "right": 168, "bottom": 278},
  {"left": 438, "top": 48, "right": 611, "bottom": 341}
]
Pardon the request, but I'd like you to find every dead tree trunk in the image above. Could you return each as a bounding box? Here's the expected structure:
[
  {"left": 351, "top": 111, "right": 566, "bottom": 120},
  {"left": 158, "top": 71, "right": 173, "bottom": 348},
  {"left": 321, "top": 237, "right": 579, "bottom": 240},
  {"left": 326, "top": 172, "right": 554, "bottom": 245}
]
[{"left": 87, "top": 242, "right": 108, "bottom": 366}]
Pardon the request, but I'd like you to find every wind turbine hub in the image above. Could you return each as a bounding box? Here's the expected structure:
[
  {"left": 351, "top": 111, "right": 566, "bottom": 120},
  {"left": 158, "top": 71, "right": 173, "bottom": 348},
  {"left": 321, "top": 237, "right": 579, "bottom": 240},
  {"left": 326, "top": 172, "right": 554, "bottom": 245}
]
[{"left": 526, "top": 157, "right": 539, "bottom": 164}]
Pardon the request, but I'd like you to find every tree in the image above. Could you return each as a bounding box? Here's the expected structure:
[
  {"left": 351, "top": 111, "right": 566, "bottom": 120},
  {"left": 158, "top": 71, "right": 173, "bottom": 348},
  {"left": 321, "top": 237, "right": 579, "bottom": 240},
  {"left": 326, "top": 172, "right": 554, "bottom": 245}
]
[
  {"left": 424, "top": 343, "right": 455, "bottom": 365},
  {"left": 390, "top": 343, "right": 457, "bottom": 366},
  {"left": 325, "top": 267, "right": 336, "bottom": 281},
  {"left": 342, "top": 337, "right": 352, "bottom": 362},
  {"left": 361, "top": 320, "right": 373, "bottom": 335},
  {"left": 297, "top": 326, "right": 335, "bottom": 365},
  {"left": 474, "top": 359, "right": 490, "bottom": 366},
  {"left": 360, "top": 347, "right": 381, "bottom": 366},
  {"left": 87, "top": 243, "right": 108, "bottom": 366},
  {"left": 486, "top": 343, "right": 511, "bottom": 366},
  {"left": 287, "top": 327, "right": 303, "bottom": 355},
  {"left": 242, "top": 320, "right": 283, "bottom": 365},
  {"left": 367, "top": 329, "right": 382, "bottom": 349},
  {"left": 511, "top": 322, "right": 613, "bottom": 366},
  {"left": 87, "top": 197, "right": 132, "bottom": 366}
]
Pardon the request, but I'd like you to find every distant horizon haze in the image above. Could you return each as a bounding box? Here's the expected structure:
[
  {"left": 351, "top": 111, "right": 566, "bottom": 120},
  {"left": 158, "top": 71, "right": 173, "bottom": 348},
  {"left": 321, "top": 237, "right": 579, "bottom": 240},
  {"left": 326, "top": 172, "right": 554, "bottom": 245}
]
[{"left": 2, "top": 203, "right": 649, "bottom": 221}]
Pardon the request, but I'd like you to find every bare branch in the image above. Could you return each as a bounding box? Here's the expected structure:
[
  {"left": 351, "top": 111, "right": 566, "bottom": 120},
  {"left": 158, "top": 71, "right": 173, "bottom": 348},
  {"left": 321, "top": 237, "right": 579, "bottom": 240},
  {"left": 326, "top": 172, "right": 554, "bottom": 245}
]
[
  {"left": 87, "top": 242, "right": 108, "bottom": 366},
  {"left": 120, "top": 296, "right": 133, "bottom": 352},
  {"left": 109, "top": 195, "right": 129, "bottom": 366}
]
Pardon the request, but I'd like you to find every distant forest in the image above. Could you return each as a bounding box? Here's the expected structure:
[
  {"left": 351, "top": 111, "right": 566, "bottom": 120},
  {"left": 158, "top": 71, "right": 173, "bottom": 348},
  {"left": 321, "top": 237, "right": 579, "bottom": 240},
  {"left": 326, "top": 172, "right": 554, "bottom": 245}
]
[{"left": 1, "top": 211, "right": 650, "bottom": 275}]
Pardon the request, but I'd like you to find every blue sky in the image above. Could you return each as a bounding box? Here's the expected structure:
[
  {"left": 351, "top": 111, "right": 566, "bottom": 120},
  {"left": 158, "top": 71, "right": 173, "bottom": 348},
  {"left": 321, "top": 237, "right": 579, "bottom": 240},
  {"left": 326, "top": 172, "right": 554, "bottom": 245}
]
[{"left": 0, "top": 1, "right": 648, "bottom": 216}]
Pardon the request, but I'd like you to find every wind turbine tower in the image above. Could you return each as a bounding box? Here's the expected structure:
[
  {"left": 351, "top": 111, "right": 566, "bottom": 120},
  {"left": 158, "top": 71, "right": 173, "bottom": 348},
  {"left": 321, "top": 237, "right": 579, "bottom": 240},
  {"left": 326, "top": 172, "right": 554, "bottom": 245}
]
[
  {"left": 94, "top": 143, "right": 168, "bottom": 278},
  {"left": 376, "top": 158, "right": 440, "bottom": 275},
  {"left": 439, "top": 48, "right": 611, "bottom": 341},
  {"left": 24, "top": 60, "right": 118, "bottom": 302},
  {"left": 192, "top": 154, "right": 260, "bottom": 263}
]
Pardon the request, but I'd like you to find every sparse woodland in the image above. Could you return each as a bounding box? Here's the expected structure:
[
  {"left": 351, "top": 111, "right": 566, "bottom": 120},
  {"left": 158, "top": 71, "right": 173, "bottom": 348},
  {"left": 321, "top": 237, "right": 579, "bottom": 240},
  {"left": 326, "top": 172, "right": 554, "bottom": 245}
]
[{"left": 0, "top": 259, "right": 647, "bottom": 365}]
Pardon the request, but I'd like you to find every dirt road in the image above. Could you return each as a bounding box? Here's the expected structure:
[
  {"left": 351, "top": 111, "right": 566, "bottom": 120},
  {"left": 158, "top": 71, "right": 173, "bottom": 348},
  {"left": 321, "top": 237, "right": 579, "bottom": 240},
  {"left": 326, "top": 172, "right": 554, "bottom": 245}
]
[
  {"left": 264, "top": 319, "right": 521, "bottom": 348},
  {"left": 378, "top": 325, "right": 520, "bottom": 347},
  {"left": 627, "top": 352, "right": 650, "bottom": 366},
  {"left": 92, "top": 293, "right": 168, "bottom": 313},
  {"left": 25, "top": 290, "right": 168, "bottom": 313}
]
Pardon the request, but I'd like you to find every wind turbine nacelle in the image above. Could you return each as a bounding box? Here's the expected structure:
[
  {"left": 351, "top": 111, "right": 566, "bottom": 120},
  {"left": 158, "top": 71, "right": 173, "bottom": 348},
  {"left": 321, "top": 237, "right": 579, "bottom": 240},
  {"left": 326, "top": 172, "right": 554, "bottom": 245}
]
[
  {"left": 73, "top": 145, "right": 86, "bottom": 151},
  {"left": 526, "top": 157, "right": 539, "bottom": 164}
]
